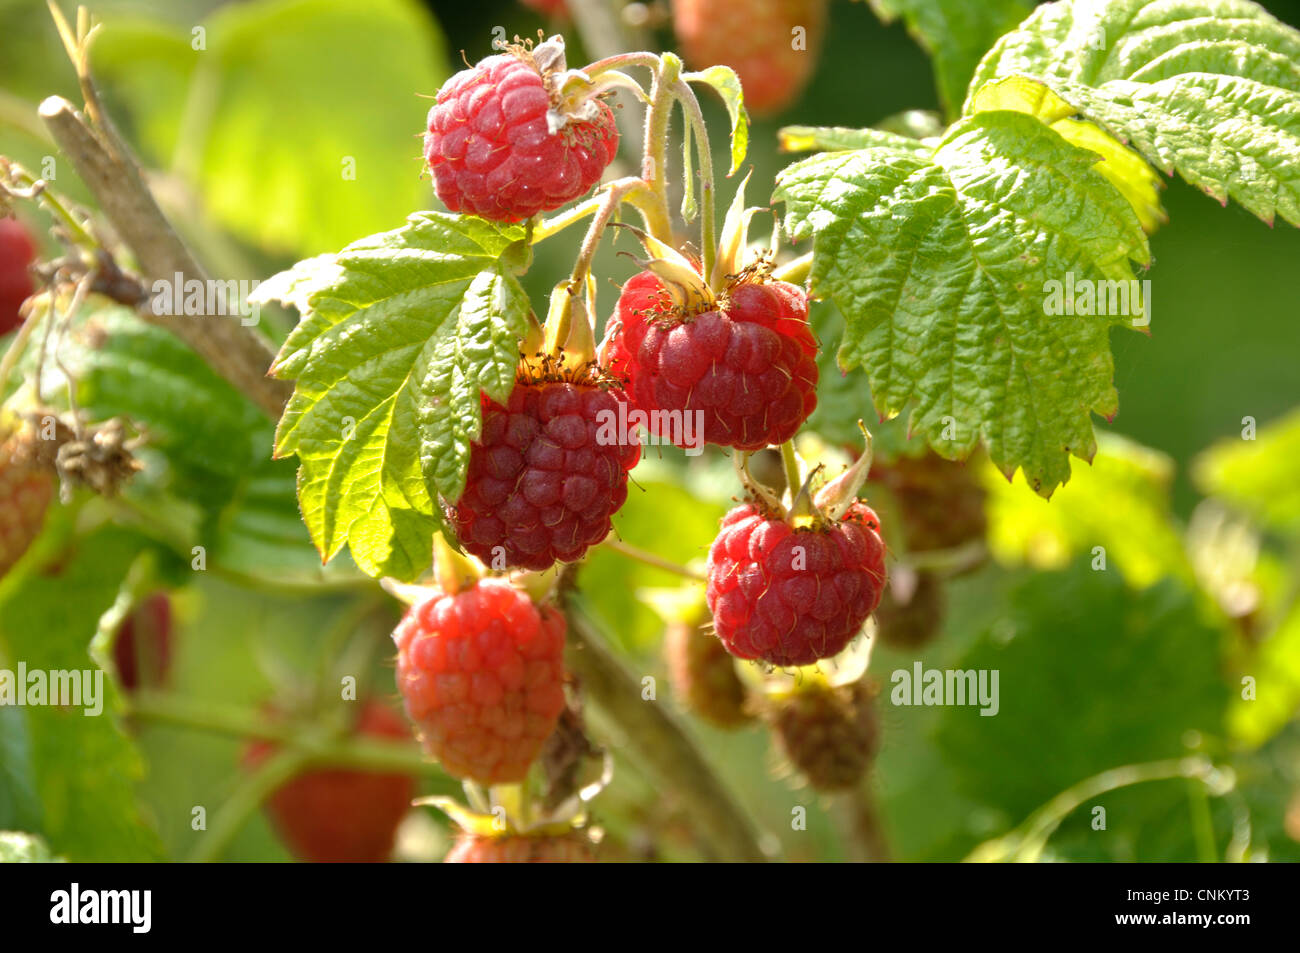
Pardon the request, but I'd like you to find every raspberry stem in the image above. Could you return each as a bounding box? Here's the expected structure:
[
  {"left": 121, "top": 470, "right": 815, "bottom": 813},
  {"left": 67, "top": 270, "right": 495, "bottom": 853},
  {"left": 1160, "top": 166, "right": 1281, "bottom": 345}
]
[
  {"left": 779, "top": 440, "right": 803, "bottom": 505},
  {"left": 671, "top": 78, "right": 717, "bottom": 284},
  {"left": 602, "top": 538, "right": 705, "bottom": 580},
  {"left": 640, "top": 54, "right": 681, "bottom": 244}
]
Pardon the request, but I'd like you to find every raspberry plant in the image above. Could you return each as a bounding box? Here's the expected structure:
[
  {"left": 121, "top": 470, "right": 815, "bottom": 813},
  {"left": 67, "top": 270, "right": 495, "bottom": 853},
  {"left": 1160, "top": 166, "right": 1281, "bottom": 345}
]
[{"left": 0, "top": 0, "right": 1298, "bottom": 868}]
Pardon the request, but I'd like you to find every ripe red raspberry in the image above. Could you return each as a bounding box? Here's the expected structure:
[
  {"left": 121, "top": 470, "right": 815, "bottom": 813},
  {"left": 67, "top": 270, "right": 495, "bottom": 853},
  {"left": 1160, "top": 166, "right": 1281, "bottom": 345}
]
[
  {"left": 0, "top": 217, "right": 36, "bottom": 336},
  {"left": 873, "top": 570, "right": 945, "bottom": 651},
  {"left": 244, "top": 700, "right": 416, "bottom": 863},
  {"left": 0, "top": 429, "right": 54, "bottom": 580},
  {"left": 601, "top": 274, "right": 818, "bottom": 451},
  {"left": 770, "top": 679, "right": 880, "bottom": 791},
  {"left": 867, "top": 451, "right": 987, "bottom": 555},
  {"left": 664, "top": 616, "right": 752, "bottom": 728},
  {"left": 112, "top": 593, "right": 173, "bottom": 692},
  {"left": 393, "top": 578, "right": 567, "bottom": 784},
  {"left": 444, "top": 831, "right": 594, "bottom": 863},
  {"left": 671, "top": 0, "right": 827, "bottom": 116},
  {"left": 424, "top": 40, "right": 619, "bottom": 223},
  {"left": 706, "top": 501, "right": 886, "bottom": 667},
  {"left": 519, "top": 0, "right": 568, "bottom": 16},
  {"left": 451, "top": 379, "right": 639, "bottom": 571}
]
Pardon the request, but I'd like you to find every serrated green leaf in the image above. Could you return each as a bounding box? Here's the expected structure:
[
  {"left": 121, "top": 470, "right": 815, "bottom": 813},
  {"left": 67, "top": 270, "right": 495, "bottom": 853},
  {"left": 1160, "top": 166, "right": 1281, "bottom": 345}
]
[
  {"left": 260, "top": 213, "right": 529, "bottom": 581},
  {"left": 778, "top": 125, "right": 935, "bottom": 155},
  {"left": 1193, "top": 407, "right": 1300, "bottom": 534},
  {"left": 867, "top": 0, "right": 1036, "bottom": 117},
  {"left": 94, "top": 0, "right": 451, "bottom": 255},
  {"left": 776, "top": 110, "right": 1149, "bottom": 496},
  {"left": 967, "top": 0, "right": 1300, "bottom": 226},
  {"left": 970, "top": 76, "right": 1166, "bottom": 232},
  {"left": 0, "top": 528, "right": 163, "bottom": 862},
  {"left": 984, "top": 432, "right": 1191, "bottom": 587},
  {"left": 683, "top": 66, "right": 750, "bottom": 176}
]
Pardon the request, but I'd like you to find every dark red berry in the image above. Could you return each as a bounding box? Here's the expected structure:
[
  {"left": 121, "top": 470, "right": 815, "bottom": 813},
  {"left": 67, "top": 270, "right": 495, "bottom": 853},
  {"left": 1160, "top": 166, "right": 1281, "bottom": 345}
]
[
  {"left": 424, "top": 42, "right": 619, "bottom": 222},
  {"left": 770, "top": 679, "right": 880, "bottom": 791},
  {"left": 601, "top": 273, "right": 818, "bottom": 451},
  {"left": 0, "top": 218, "right": 36, "bottom": 336},
  {"left": 393, "top": 578, "right": 568, "bottom": 784},
  {"left": 664, "top": 616, "right": 752, "bottom": 728},
  {"left": 873, "top": 570, "right": 945, "bottom": 651},
  {"left": 867, "top": 451, "right": 987, "bottom": 555},
  {"left": 452, "top": 380, "right": 639, "bottom": 571},
  {"left": 112, "top": 593, "right": 173, "bottom": 692},
  {"left": 706, "top": 501, "right": 887, "bottom": 667}
]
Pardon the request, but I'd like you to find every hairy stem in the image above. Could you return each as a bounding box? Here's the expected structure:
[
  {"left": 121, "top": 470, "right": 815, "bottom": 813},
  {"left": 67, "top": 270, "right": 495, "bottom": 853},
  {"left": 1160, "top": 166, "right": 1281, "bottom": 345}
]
[
  {"left": 779, "top": 440, "right": 803, "bottom": 500},
  {"left": 639, "top": 55, "right": 680, "bottom": 244},
  {"left": 832, "top": 785, "right": 892, "bottom": 862},
  {"left": 188, "top": 747, "right": 310, "bottom": 863},
  {"left": 128, "top": 691, "right": 453, "bottom": 780},
  {"left": 602, "top": 538, "right": 705, "bottom": 581},
  {"left": 671, "top": 78, "right": 717, "bottom": 281}
]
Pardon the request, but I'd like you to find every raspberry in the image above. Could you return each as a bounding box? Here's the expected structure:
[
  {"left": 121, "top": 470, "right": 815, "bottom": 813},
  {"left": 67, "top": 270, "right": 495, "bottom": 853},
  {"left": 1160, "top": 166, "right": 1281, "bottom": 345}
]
[
  {"left": 519, "top": 0, "right": 568, "bottom": 16},
  {"left": 873, "top": 570, "right": 945, "bottom": 651},
  {"left": 706, "top": 500, "right": 886, "bottom": 667},
  {"left": 671, "top": 0, "right": 827, "bottom": 116},
  {"left": 444, "top": 831, "right": 594, "bottom": 863},
  {"left": 601, "top": 273, "right": 818, "bottom": 451},
  {"left": 424, "top": 39, "right": 619, "bottom": 223},
  {"left": 393, "top": 578, "right": 567, "bottom": 784},
  {"left": 111, "top": 592, "right": 173, "bottom": 692},
  {"left": 770, "top": 680, "right": 880, "bottom": 791},
  {"left": 664, "top": 616, "right": 752, "bottom": 728},
  {"left": 0, "top": 429, "right": 54, "bottom": 580},
  {"left": 867, "top": 451, "right": 987, "bottom": 555},
  {"left": 451, "top": 379, "right": 639, "bottom": 571},
  {"left": 0, "top": 217, "right": 36, "bottom": 336},
  {"left": 244, "top": 701, "right": 416, "bottom": 863}
]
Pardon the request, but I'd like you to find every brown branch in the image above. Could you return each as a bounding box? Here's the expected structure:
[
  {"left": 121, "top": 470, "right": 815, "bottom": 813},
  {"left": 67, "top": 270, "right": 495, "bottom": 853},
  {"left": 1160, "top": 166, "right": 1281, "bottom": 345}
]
[{"left": 38, "top": 95, "right": 291, "bottom": 419}]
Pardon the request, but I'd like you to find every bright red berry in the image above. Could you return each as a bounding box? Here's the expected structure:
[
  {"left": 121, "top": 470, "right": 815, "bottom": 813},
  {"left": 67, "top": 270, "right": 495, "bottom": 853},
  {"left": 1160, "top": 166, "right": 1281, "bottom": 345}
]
[
  {"left": 671, "top": 0, "right": 827, "bottom": 116},
  {"left": 452, "top": 379, "right": 639, "bottom": 571},
  {"left": 0, "top": 428, "right": 54, "bottom": 581},
  {"left": 244, "top": 701, "right": 416, "bottom": 863},
  {"left": 769, "top": 679, "right": 880, "bottom": 791},
  {"left": 601, "top": 274, "right": 818, "bottom": 451},
  {"left": 706, "top": 501, "right": 886, "bottom": 667},
  {"left": 444, "top": 831, "right": 594, "bottom": 863},
  {"left": 112, "top": 593, "right": 173, "bottom": 692},
  {"left": 664, "top": 615, "right": 752, "bottom": 728},
  {"left": 393, "top": 578, "right": 567, "bottom": 784},
  {"left": 0, "top": 217, "right": 36, "bottom": 336},
  {"left": 424, "top": 39, "right": 619, "bottom": 223}
]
